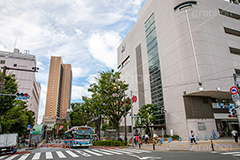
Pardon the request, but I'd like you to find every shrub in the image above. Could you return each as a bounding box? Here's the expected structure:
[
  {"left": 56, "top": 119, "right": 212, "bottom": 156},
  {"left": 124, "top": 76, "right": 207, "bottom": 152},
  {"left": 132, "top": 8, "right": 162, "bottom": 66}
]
[
  {"left": 171, "top": 135, "right": 179, "bottom": 140},
  {"left": 93, "top": 140, "right": 125, "bottom": 146},
  {"left": 164, "top": 134, "right": 171, "bottom": 137}
]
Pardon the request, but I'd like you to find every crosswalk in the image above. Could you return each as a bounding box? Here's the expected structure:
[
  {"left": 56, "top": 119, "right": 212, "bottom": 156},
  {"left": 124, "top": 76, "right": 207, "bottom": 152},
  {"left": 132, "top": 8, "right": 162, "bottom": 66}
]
[
  {"left": 212, "top": 151, "right": 240, "bottom": 157},
  {"left": 0, "top": 148, "right": 151, "bottom": 160}
]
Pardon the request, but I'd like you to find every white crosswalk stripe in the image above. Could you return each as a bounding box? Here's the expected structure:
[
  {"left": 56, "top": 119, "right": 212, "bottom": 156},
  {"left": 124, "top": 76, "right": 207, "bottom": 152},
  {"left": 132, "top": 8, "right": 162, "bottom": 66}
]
[
  {"left": 32, "top": 153, "right": 41, "bottom": 160},
  {"left": 0, "top": 155, "right": 8, "bottom": 159},
  {"left": 18, "top": 154, "right": 30, "bottom": 160},
  {"left": 221, "top": 152, "right": 240, "bottom": 155},
  {"left": 111, "top": 149, "right": 132, "bottom": 154},
  {"left": 121, "top": 148, "right": 152, "bottom": 153},
  {"left": 46, "top": 152, "right": 53, "bottom": 159},
  {"left": 65, "top": 150, "right": 79, "bottom": 158},
  {"left": 233, "top": 154, "right": 240, "bottom": 156},
  {"left": 83, "top": 149, "right": 103, "bottom": 156},
  {"left": 98, "top": 149, "right": 123, "bottom": 155},
  {"left": 73, "top": 150, "right": 92, "bottom": 157},
  {"left": 5, "top": 155, "right": 18, "bottom": 160},
  {"left": 56, "top": 151, "right": 66, "bottom": 158},
  {"left": 90, "top": 149, "right": 113, "bottom": 155}
]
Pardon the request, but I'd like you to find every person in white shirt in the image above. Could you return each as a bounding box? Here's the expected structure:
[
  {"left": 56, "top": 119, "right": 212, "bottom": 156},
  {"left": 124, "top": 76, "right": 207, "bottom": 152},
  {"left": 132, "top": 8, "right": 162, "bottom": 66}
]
[
  {"left": 145, "top": 134, "right": 149, "bottom": 144},
  {"left": 232, "top": 129, "right": 238, "bottom": 143}
]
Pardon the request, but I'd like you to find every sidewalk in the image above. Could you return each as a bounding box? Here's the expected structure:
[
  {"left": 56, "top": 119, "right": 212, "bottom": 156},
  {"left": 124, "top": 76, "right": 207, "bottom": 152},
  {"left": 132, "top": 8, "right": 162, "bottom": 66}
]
[{"left": 130, "top": 138, "right": 240, "bottom": 152}]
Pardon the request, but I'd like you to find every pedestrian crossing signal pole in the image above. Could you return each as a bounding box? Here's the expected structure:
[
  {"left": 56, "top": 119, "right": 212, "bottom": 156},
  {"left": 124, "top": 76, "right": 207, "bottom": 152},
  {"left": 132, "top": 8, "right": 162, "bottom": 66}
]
[
  {"left": 131, "top": 90, "right": 134, "bottom": 148},
  {"left": 210, "top": 139, "right": 214, "bottom": 151},
  {"left": 153, "top": 140, "right": 155, "bottom": 150}
]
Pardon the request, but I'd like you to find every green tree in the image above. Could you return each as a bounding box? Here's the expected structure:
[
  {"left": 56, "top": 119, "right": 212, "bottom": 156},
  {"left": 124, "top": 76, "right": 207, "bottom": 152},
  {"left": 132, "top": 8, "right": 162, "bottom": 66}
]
[
  {"left": 69, "top": 101, "right": 92, "bottom": 127},
  {"left": 88, "top": 69, "right": 131, "bottom": 138},
  {"left": 0, "top": 72, "right": 35, "bottom": 136},
  {"left": 135, "top": 104, "right": 156, "bottom": 135}
]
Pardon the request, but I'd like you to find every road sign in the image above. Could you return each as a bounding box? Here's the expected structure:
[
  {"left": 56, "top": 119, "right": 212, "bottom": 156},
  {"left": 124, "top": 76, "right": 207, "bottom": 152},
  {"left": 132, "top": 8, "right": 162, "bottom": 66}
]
[
  {"left": 232, "top": 94, "right": 240, "bottom": 102},
  {"left": 30, "top": 129, "right": 33, "bottom": 134},
  {"left": 132, "top": 95, "right": 137, "bottom": 103},
  {"left": 230, "top": 86, "right": 239, "bottom": 94},
  {"left": 27, "top": 124, "right": 31, "bottom": 130},
  {"left": 30, "top": 126, "right": 33, "bottom": 129}
]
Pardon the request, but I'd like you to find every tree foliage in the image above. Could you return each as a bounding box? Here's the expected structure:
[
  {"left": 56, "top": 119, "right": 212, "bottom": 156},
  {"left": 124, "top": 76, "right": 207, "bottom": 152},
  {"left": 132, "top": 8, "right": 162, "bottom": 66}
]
[
  {"left": 135, "top": 104, "right": 156, "bottom": 135},
  {"left": 70, "top": 69, "right": 131, "bottom": 138},
  {"left": 0, "top": 72, "right": 35, "bottom": 136}
]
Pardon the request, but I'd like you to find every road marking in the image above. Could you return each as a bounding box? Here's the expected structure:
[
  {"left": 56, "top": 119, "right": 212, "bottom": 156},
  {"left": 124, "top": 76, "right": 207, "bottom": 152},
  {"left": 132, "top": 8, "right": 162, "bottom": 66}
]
[
  {"left": 130, "top": 154, "right": 162, "bottom": 160},
  {"left": 233, "top": 154, "right": 240, "bottom": 156},
  {"left": 0, "top": 155, "right": 8, "bottom": 159},
  {"left": 56, "top": 151, "right": 66, "bottom": 158},
  {"left": 112, "top": 149, "right": 132, "bottom": 154},
  {"left": 83, "top": 149, "right": 103, "bottom": 156},
  {"left": 221, "top": 152, "right": 240, "bottom": 155},
  {"left": 90, "top": 149, "right": 113, "bottom": 155},
  {"left": 73, "top": 150, "right": 91, "bottom": 157},
  {"left": 66, "top": 150, "right": 79, "bottom": 157},
  {"left": 32, "top": 153, "right": 41, "bottom": 160},
  {"left": 5, "top": 155, "right": 18, "bottom": 160},
  {"left": 121, "top": 148, "right": 152, "bottom": 153},
  {"left": 18, "top": 154, "right": 30, "bottom": 160},
  {"left": 46, "top": 152, "right": 53, "bottom": 159},
  {"left": 99, "top": 149, "right": 123, "bottom": 155}
]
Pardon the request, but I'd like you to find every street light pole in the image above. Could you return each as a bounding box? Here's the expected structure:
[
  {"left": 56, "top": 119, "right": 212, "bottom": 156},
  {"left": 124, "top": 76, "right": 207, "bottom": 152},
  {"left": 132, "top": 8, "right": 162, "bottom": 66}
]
[{"left": 124, "top": 93, "right": 127, "bottom": 145}]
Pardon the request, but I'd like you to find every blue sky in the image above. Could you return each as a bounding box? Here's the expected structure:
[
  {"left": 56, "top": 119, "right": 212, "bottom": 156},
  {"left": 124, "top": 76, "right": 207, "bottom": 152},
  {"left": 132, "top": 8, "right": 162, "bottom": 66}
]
[{"left": 0, "top": 0, "right": 147, "bottom": 124}]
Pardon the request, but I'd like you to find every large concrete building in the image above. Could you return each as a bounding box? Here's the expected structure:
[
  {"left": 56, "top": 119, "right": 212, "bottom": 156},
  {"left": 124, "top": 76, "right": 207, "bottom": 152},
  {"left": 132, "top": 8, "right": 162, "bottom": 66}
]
[
  {"left": 0, "top": 49, "right": 41, "bottom": 124},
  {"left": 43, "top": 56, "right": 72, "bottom": 130},
  {"left": 117, "top": 0, "right": 240, "bottom": 139}
]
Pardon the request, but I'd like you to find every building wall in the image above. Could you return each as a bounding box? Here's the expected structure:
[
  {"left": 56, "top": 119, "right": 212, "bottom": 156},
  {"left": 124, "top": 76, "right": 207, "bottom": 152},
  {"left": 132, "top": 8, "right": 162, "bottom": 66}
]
[
  {"left": 44, "top": 57, "right": 72, "bottom": 124},
  {"left": 118, "top": 0, "right": 240, "bottom": 138},
  {"left": 0, "top": 49, "right": 41, "bottom": 124}
]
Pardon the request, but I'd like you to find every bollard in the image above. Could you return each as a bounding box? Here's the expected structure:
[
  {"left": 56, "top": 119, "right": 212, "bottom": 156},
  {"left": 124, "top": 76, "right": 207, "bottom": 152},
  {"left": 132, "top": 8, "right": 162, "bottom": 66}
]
[
  {"left": 204, "top": 135, "right": 208, "bottom": 140},
  {"left": 211, "top": 139, "right": 214, "bottom": 151},
  {"left": 139, "top": 141, "right": 141, "bottom": 149},
  {"left": 179, "top": 136, "right": 182, "bottom": 141},
  {"left": 196, "top": 136, "right": 199, "bottom": 141},
  {"left": 190, "top": 142, "right": 192, "bottom": 151},
  {"left": 153, "top": 140, "right": 155, "bottom": 150},
  {"left": 167, "top": 141, "right": 169, "bottom": 151}
]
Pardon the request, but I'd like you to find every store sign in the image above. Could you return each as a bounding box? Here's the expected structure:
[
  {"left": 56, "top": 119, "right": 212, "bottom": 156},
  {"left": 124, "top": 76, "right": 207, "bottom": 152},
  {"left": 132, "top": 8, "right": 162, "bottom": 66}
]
[{"left": 197, "top": 122, "right": 206, "bottom": 130}]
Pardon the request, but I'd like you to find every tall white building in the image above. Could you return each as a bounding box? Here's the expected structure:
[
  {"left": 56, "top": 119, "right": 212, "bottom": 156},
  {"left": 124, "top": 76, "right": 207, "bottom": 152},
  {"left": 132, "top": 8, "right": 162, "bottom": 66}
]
[
  {"left": 118, "top": 0, "right": 240, "bottom": 139},
  {"left": 0, "top": 48, "right": 41, "bottom": 124}
]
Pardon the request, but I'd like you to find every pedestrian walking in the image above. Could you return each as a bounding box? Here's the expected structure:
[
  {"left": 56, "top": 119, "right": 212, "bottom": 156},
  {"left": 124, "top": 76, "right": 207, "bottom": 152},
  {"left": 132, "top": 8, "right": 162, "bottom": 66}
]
[
  {"left": 232, "top": 129, "right": 238, "bottom": 143},
  {"left": 190, "top": 130, "right": 197, "bottom": 144},
  {"left": 136, "top": 135, "right": 139, "bottom": 145},
  {"left": 145, "top": 134, "right": 149, "bottom": 144},
  {"left": 212, "top": 129, "right": 217, "bottom": 139}
]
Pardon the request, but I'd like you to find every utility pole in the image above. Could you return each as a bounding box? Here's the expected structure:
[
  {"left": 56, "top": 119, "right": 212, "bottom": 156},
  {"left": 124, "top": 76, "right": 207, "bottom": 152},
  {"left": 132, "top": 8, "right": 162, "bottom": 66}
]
[{"left": 233, "top": 73, "right": 240, "bottom": 124}]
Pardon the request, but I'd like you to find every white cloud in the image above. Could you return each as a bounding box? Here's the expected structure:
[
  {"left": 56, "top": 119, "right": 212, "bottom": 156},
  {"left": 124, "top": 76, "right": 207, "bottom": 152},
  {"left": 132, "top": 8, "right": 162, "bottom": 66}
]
[
  {"left": 72, "top": 85, "right": 91, "bottom": 100},
  {"left": 88, "top": 31, "right": 121, "bottom": 69},
  {"left": 0, "top": 0, "right": 147, "bottom": 123}
]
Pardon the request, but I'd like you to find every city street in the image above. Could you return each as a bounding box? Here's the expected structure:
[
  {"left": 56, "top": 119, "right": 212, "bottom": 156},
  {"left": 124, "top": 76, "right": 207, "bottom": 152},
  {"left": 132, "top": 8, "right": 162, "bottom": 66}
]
[{"left": 1, "top": 147, "right": 240, "bottom": 160}]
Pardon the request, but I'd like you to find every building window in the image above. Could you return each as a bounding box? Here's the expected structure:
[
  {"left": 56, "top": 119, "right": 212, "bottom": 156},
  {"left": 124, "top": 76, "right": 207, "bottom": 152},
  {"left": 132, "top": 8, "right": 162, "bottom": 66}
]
[
  {"left": 0, "top": 60, "right": 5, "bottom": 64},
  {"left": 145, "top": 13, "right": 165, "bottom": 125},
  {"left": 230, "top": 47, "right": 240, "bottom": 55},
  {"left": 219, "top": 9, "right": 240, "bottom": 20},
  {"left": 13, "top": 64, "right": 17, "bottom": 67},
  {"left": 224, "top": 27, "right": 240, "bottom": 37}
]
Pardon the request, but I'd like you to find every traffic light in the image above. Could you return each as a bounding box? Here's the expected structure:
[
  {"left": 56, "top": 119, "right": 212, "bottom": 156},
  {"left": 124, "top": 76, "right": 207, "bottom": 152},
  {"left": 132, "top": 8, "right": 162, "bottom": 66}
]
[{"left": 16, "top": 92, "right": 30, "bottom": 100}]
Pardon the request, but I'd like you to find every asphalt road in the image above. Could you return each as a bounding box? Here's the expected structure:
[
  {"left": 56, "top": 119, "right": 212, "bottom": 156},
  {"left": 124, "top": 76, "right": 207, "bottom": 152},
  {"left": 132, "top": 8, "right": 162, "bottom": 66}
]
[{"left": 0, "top": 147, "right": 240, "bottom": 160}]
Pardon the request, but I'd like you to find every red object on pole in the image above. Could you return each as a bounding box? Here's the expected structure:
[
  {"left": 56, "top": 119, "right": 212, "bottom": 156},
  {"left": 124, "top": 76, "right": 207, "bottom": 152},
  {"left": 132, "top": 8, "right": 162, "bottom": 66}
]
[{"left": 56, "top": 125, "right": 59, "bottom": 134}]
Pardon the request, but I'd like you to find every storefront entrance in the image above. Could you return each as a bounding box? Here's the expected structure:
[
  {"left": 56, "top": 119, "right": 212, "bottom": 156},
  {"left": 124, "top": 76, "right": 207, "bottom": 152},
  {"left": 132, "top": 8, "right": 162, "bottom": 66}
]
[{"left": 216, "top": 119, "right": 239, "bottom": 137}]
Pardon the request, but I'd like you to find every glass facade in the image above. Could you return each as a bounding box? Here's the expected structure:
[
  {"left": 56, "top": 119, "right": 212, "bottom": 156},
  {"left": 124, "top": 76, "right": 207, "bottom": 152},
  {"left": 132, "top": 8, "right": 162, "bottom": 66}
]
[{"left": 145, "top": 13, "right": 165, "bottom": 125}]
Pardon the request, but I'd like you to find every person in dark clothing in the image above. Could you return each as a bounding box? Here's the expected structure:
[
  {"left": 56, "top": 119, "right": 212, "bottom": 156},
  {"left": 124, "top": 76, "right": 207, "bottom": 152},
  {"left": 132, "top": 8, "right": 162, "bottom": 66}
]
[{"left": 190, "top": 130, "right": 197, "bottom": 144}]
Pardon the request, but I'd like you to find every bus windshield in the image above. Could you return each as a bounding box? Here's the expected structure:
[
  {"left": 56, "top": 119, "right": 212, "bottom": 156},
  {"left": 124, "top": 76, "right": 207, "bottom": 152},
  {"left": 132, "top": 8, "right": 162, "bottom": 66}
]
[{"left": 74, "top": 129, "right": 92, "bottom": 139}]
